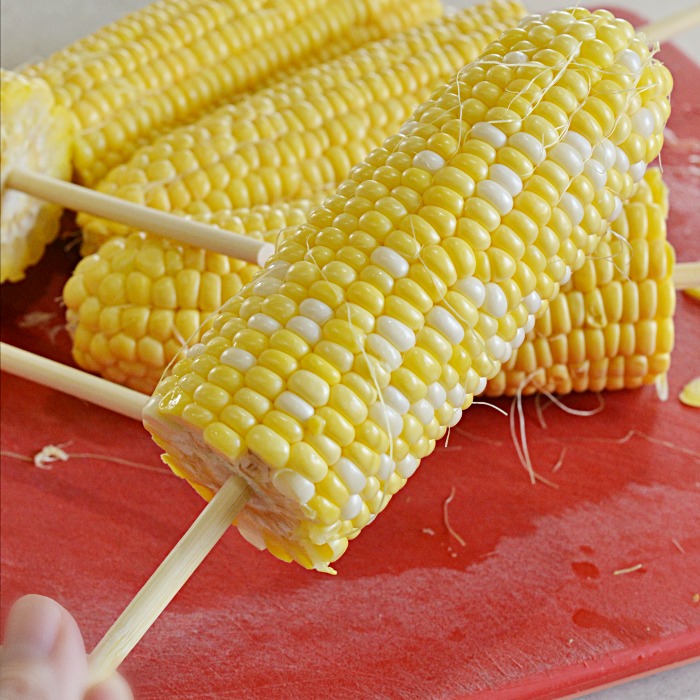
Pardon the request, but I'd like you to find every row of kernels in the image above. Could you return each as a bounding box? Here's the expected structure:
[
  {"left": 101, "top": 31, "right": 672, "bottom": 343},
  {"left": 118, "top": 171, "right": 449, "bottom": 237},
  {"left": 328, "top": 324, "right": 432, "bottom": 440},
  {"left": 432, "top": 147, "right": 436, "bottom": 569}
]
[
  {"left": 73, "top": 0, "right": 391, "bottom": 182},
  {"left": 89, "top": 2, "right": 508, "bottom": 204}
]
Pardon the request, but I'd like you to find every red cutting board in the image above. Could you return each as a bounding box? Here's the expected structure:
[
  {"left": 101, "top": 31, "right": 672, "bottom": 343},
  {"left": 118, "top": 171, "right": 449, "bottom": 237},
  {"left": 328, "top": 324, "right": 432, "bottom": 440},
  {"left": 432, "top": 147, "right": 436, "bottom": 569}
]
[{"left": 1, "top": 17, "right": 699, "bottom": 700}]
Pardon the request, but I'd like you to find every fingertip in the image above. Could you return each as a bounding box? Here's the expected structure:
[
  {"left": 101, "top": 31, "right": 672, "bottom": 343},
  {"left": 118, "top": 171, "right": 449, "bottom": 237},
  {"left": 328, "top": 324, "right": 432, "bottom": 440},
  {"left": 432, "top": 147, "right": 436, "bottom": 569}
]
[{"left": 3, "top": 595, "right": 63, "bottom": 661}]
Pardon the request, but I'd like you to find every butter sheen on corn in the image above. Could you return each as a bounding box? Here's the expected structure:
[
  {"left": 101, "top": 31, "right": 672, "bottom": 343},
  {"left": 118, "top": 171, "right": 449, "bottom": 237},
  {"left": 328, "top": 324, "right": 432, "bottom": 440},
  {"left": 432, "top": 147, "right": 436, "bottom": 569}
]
[{"left": 140, "top": 9, "right": 672, "bottom": 572}]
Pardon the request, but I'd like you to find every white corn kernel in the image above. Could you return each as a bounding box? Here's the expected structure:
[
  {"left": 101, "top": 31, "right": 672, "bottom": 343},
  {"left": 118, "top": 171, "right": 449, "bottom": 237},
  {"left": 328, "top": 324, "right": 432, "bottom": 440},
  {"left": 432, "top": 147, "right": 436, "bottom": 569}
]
[
  {"left": 187, "top": 343, "right": 206, "bottom": 358},
  {"left": 615, "top": 147, "right": 630, "bottom": 174},
  {"left": 550, "top": 142, "right": 584, "bottom": 177},
  {"left": 523, "top": 290, "right": 542, "bottom": 314},
  {"left": 377, "top": 454, "right": 395, "bottom": 481},
  {"left": 563, "top": 131, "right": 593, "bottom": 160},
  {"left": 509, "top": 131, "right": 546, "bottom": 165},
  {"left": 411, "top": 399, "right": 434, "bottom": 426},
  {"left": 221, "top": 347, "right": 256, "bottom": 371},
  {"left": 618, "top": 48, "right": 642, "bottom": 75},
  {"left": 426, "top": 382, "right": 447, "bottom": 409},
  {"left": 381, "top": 385, "right": 410, "bottom": 415},
  {"left": 252, "top": 277, "right": 283, "bottom": 296},
  {"left": 594, "top": 139, "right": 616, "bottom": 169},
  {"left": 483, "top": 282, "right": 508, "bottom": 318},
  {"left": 273, "top": 469, "right": 315, "bottom": 504},
  {"left": 630, "top": 161, "right": 646, "bottom": 182},
  {"left": 427, "top": 306, "right": 464, "bottom": 344},
  {"left": 413, "top": 150, "right": 445, "bottom": 173},
  {"left": 367, "top": 333, "right": 403, "bottom": 371},
  {"left": 334, "top": 458, "right": 367, "bottom": 495},
  {"left": 631, "top": 108, "right": 654, "bottom": 138},
  {"left": 370, "top": 246, "right": 409, "bottom": 278},
  {"left": 369, "top": 402, "right": 403, "bottom": 438},
  {"left": 275, "top": 391, "right": 314, "bottom": 422},
  {"left": 476, "top": 180, "right": 513, "bottom": 215},
  {"left": 341, "top": 494, "right": 364, "bottom": 520},
  {"left": 489, "top": 164, "right": 523, "bottom": 196},
  {"left": 248, "top": 313, "right": 282, "bottom": 335},
  {"left": 512, "top": 327, "right": 526, "bottom": 349},
  {"left": 396, "top": 455, "right": 419, "bottom": 478},
  {"left": 455, "top": 277, "right": 485, "bottom": 308},
  {"left": 299, "top": 298, "right": 333, "bottom": 324},
  {"left": 446, "top": 382, "right": 466, "bottom": 408},
  {"left": 448, "top": 408, "right": 462, "bottom": 427},
  {"left": 286, "top": 316, "right": 322, "bottom": 344},
  {"left": 471, "top": 122, "right": 507, "bottom": 148},
  {"left": 376, "top": 316, "right": 416, "bottom": 352},
  {"left": 584, "top": 159, "right": 607, "bottom": 190},
  {"left": 559, "top": 192, "right": 584, "bottom": 226},
  {"left": 504, "top": 50, "right": 528, "bottom": 64}
]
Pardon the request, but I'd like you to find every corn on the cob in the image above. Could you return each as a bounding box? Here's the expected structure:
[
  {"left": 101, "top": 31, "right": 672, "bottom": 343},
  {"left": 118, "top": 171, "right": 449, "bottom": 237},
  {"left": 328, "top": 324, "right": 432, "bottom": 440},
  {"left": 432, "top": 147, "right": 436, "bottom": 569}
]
[
  {"left": 0, "top": 71, "right": 75, "bottom": 283},
  {"left": 24, "top": 0, "right": 442, "bottom": 185},
  {"left": 63, "top": 196, "right": 327, "bottom": 393},
  {"left": 259, "top": 0, "right": 445, "bottom": 81},
  {"left": 484, "top": 168, "right": 675, "bottom": 396},
  {"left": 64, "top": 0, "right": 526, "bottom": 391},
  {"left": 141, "top": 9, "right": 672, "bottom": 572},
  {"left": 78, "top": 0, "right": 527, "bottom": 253}
]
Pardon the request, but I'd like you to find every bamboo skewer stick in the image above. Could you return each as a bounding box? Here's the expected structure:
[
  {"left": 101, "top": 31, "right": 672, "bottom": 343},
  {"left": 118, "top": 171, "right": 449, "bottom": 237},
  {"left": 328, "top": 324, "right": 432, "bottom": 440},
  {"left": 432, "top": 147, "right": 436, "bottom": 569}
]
[
  {"left": 0, "top": 342, "right": 146, "bottom": 420},
  {"left": 88, "top": 473, "right": 252, "bottom": 685},
  {"left": 673, "top": 261, "right": 700, "bottom": 290},
  {"left": 640, "top": 3, "right": 700, "bottom": 42},
  {"left": 5, "top": 169, "right": 274, "bottom": 266},
  {"left": 0, "top": 341, "right": 254, "bottom": 683}
]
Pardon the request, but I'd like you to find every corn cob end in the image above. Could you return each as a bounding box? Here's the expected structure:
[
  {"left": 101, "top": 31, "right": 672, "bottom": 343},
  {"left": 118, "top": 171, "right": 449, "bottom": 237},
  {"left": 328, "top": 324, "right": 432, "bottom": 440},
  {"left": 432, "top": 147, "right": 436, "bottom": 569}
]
[{"left": 1, "top": 70, "right": 75, "bottom": 282}]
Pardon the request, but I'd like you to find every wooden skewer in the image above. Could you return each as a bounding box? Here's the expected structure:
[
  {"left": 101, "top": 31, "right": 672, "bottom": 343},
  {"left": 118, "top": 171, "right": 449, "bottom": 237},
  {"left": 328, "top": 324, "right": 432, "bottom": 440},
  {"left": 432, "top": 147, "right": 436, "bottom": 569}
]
[
  {"left": 88, "top": 473, "right": 252, "bottom": 685},
  {"left": 0, "top": 342, "right": 146, "bottom": 420},
  {"left": 0, "top": 342, "right": 254, "bottom": 683},
  {"left": 672, "top": 260, "right": 700, "bottom": 290},
  {"left": 5, "top": 168, "right": 274, "bottom": 266},
  {"left": 640, "top": 4, "right": 700, "bottom": 42}
]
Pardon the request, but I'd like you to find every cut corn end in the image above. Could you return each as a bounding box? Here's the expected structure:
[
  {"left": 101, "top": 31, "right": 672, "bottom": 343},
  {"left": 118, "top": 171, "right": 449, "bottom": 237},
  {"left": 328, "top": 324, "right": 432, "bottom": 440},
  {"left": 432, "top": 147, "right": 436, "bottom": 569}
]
[{"left": 1, "top": 70, "right": 75, "bottom": 283}]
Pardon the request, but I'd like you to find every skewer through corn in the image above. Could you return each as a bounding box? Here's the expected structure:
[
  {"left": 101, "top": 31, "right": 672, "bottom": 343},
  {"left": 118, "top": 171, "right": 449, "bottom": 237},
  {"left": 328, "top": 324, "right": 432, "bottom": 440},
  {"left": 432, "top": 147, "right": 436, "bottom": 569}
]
[
  {"left": 485, "top": 167, "right": 675, "bottom": 397},
  {"left": 64, "top": 196, "right": 329, "bottom": 393},
  {"left": 141, "top": 8, "right": 673, "bottom": 573},
  {"left": 0, "top": 0, "right": 441, "bottom": 284},
  {"left": 63, "top": 1, "right": 528, "bottom": 390},
  {"left": 78, "top": 0, "right": 527, "bottom": 253}
]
